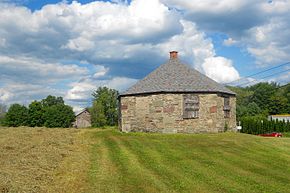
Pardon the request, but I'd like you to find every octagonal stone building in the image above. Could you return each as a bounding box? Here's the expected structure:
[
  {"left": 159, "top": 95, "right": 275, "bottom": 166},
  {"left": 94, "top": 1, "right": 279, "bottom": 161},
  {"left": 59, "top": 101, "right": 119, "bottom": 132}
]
[{"left": 118, "top": 51, "right": 236, "bottom": 133}]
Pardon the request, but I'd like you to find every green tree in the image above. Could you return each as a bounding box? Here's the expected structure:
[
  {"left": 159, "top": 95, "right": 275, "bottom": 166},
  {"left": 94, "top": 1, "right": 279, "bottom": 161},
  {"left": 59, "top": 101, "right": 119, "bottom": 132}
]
[
  {"left": 91, "top": 87, "right": 119, "bottom": 127},
  {"left": 229, "top": 82, "right": 290, "bottom": 120},
  {"left": 91, "top": 101, "right": 107, "bottom": 127},
  {"left": 228, "top": 86, "right": 253, "bottom": 107},
  {"left": 28, "top": 101, "right": 44, "bottom": 127},
  {"left": 268, "top": 94, "right": 288, "bottom": 115},
  {"left": 282, "top": 83, "right": 290, "bottom": 113},
  {"left": 249, "top": 82, "right": 278, "bottom": 111},
  {"left": 5, "top": 104, "right": 28, "bottom": 127},
  {"left": 41, "top": 95, "right": 64, "bottom": 107},
  {"left": 246, "top": 102, "right": 262, "bottom": 116},
  {"left": 43, "top": 104, "right": 75, "bottom": 128},
  {"left": 236, "top": 104, "right": 248, "bottom": 120}
]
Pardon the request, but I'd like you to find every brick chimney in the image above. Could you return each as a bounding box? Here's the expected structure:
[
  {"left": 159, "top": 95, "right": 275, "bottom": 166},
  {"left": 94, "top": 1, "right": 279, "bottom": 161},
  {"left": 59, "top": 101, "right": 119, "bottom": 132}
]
[{"left": 170, "top": 51, "right": 178, "bottom": 59}]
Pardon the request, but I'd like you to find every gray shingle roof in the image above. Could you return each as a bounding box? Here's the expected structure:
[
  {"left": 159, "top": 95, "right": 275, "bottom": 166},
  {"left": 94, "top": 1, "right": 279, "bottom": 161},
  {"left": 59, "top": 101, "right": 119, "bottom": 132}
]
[{"left": 120, "top": 58, "right": 235, "bottom": 96}]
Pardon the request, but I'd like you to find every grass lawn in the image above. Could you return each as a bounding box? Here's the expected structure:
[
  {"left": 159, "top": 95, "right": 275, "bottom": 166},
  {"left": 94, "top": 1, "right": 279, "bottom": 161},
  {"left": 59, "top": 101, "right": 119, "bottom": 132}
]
[{"left": 1, "top": 127, "right": 290, "bottom": 192}]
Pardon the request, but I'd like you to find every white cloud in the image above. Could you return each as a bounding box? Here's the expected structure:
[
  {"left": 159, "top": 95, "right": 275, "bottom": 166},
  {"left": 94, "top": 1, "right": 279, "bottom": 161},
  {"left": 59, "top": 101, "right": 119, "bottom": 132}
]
[
  {"left": 0, "top": 88, "right": 13, "bottom": 103},
  {"left": 245, "top": 17, "right": 290, "bottom": 65},
  {"left": 0, "top": 0, "right": 244, "bottom": 109},
  {"left": 0, "top": 82, "right": 65, "bottom": 105},
  {"left": 223, "top": 37, "right": 238, "bottom": 46},
  {"left": 163, "top": 0, "right": 290, "bottom": 70},
  {"left": 93, "top": 65, "right": 109, "bottom": 78},
  {"left": 0, "top": 55, "right": 88, "bottom": 83},
  {"left": 65, "top": 76, "right": 137, "bottom": 102},
  {"left": 65, "top": 80, "right": 96, "bottom": 101},
  {"left": 163, "top": 0, "right": 249, "bottom": 13},
  {"left": 162, "top": 0, "right": 266, "bottom": 36},
  {"left": 202, "top": 57, "right": 240, "bottom": 83},
  {"left": 157, "top": 20, "right": 240, "bottom": 83},
  {"left": 261, "top": 0, "right": 290, "bottom": 14}
]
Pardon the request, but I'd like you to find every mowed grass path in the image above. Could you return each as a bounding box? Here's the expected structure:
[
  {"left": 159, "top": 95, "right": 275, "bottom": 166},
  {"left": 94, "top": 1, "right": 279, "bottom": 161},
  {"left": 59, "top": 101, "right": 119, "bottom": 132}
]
[{"left": 88, "top": 129, "right": 290, "bottom": 193}]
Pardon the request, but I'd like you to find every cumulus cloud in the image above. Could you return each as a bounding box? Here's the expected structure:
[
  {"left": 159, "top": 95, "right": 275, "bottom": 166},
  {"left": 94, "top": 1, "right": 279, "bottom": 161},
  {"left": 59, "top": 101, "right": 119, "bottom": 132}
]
[
  {"left": 65, "top": 76, "right": 138, "bottom": 102},
  {"left": 0, "top": 88, "right": 13, "bottom": 103},
  {"left": 162, "top": 0, "right": 267, "bottom": 36},
  {"left": 202, "top": 57, "right": 240, "bottom": 83},
  {"left": 0, "top": 55, "right": 89, "bottom": 106},
  {"left": 65, "top": 73, "right": 137, "bottom": 112},
  {"left": 223, "top": 37, "right": 238, "bottom": 46},
  {"left": 158, "top": 20, "right": 240, "bottom": 83},
  {"left": 0, "top": 55, "right": 88, "bottom": 84},
  {"left": 245, "top": 17, "right": 290, "bottom": 65},
  {"left": 0, "top": 0, "right": 182, "bottom": 58},
  {"left": 0, "top": 83, "right": 65, "bottom": 105},
  {"left": 163, "top": 0, "right": 290, "bottom": 71},
  {"left": 0, "top": 0, "right": 243, "bottom": 109}
]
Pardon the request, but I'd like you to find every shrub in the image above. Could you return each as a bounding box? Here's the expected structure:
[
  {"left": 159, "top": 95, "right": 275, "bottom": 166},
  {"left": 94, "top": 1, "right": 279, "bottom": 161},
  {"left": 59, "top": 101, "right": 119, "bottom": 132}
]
[
  {"left": 28, "top": 101, "right": 44, "bottom": 127},
  {"left": 4, "top": 104, "right": 28, "bottom": 127},
  {"left": 240, "top": 116, "right": 290, "bottom": 134},
  {"left": 43, "top": 104, "right": 75, "bottom": 128}
]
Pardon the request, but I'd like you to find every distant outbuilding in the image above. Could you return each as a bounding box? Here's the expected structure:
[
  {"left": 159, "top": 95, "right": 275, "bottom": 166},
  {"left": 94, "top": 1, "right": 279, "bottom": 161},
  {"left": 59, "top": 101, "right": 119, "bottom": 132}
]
[
  {"left": 118, "top": 51, "right": 237, "bottom": 133},
  {"left": 268, "top": 114, "right": 290, "bottom": 122},
  {"left": 73, "top": 109, "right": 91, "bottom": 128}
]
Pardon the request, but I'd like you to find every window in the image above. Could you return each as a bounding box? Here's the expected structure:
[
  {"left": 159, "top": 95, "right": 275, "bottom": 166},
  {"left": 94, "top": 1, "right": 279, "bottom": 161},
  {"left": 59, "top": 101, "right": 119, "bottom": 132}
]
[
  {"left": 224, "top": 97, "right": 230, "bottom": 118},
  {"left": 183, "top": 94, "right": 199, "bottom": 119}
]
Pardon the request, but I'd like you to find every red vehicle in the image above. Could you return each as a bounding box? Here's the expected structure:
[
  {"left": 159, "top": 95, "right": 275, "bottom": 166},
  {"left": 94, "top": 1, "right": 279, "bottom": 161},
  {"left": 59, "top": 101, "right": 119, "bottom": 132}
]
[{"left": 258, "top": 132, "right": 282, "bottom": 137}]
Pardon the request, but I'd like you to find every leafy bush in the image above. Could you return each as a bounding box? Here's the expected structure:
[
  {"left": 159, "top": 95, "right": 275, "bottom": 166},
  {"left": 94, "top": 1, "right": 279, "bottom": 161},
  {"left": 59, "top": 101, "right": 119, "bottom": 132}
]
[
  {"left": 43, "top": 104, "right": 75, "bottom": 128},
  {"left": 4, "top": 104, "right": 28, "bottom": 127},
  {"left": 28, "top": 101, "right": 44, "bottom": 127},
  {"left": 3, "top": 95, "right": 75, "bottom": 128}
]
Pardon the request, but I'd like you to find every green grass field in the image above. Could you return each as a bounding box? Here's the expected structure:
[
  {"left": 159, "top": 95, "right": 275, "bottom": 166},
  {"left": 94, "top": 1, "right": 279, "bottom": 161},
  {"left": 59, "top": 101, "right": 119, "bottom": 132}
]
[
  {"left": 88, "top": 129, "right": 290, "bottom": 193},
  {"left": 1, "top": 128, "right": 290, "bottom": 193}
]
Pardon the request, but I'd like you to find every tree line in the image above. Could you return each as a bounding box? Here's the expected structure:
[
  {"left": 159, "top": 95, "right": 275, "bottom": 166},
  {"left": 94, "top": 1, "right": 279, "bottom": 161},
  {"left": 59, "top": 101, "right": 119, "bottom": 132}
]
[
  {"left": 228, "top": 82, "right": 290, "bottom": 120},
  {"left": 0, "top": 96, "right": 75, "bottom": 128},
  {"left": 228, "top": 82, "right": 290, "bottom": 134},
  {"left": 1, "top": 82, "right": 288, "bottom": 129},
  {"left": 0, "top": 87, "right": 119, "bottom": 128}
]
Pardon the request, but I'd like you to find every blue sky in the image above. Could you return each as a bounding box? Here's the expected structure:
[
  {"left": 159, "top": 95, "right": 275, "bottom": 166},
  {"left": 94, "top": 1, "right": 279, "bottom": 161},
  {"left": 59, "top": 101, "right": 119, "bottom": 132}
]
[{"left": 0, "top": 0, "right": 289, "bottom": 112}]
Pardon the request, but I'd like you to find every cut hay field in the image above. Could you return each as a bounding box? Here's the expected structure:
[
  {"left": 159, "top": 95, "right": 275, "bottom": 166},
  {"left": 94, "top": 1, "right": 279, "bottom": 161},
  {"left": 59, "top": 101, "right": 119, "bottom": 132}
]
[{"left": 1, "top": 128, "right": 290, "bottom": 193}]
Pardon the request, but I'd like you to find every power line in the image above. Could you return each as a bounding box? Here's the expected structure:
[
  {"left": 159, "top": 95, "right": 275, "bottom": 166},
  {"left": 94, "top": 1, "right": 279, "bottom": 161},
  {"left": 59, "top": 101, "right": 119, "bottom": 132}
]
[
  {"left": 235, "top": 68, "right": 290, "bottom": 87},
  {"left": 277, "top": 83, "right": 290, "bottom": 89},
  {"left": 225, "top": 61, "right": 290, "bottom": 85}
]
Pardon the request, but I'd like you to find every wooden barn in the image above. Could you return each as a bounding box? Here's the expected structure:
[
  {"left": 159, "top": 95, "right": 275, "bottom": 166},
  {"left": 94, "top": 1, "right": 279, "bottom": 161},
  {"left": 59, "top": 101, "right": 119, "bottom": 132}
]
[{"left": 74, "top": 109, "right": 91, "bottom": 128}]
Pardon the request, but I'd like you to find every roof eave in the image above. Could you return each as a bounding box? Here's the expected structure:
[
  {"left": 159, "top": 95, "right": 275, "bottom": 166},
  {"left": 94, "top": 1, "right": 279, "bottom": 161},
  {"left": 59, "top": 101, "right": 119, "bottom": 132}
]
[{"left": 119, "top": 90, "right": 236, "bottom": 98}]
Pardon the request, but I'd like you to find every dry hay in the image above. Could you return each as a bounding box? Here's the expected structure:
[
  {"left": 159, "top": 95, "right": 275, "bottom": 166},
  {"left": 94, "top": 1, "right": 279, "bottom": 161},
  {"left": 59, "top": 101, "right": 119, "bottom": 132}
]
[{"left": 0, "top": 127, "right": 91, "bottom": 193}]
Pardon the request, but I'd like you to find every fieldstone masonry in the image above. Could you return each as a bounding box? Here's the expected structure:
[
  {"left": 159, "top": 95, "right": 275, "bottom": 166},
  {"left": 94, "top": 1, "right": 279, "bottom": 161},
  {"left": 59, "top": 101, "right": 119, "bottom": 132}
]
[
  {"left": 119, "top": 93, "right": 236, "bottom": 133},
  {"left": 119, "top": 51, "right": 237, "bottom": 133}
]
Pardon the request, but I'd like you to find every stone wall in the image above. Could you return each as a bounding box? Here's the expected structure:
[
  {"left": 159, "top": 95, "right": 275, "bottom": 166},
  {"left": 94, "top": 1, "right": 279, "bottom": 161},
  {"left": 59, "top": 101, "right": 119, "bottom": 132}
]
[
  {"left": 119, "top": 93, "right": 236, "bottom": 133},
  {"left": 75, "top": 110, "right": 91, "bottom": 128}
]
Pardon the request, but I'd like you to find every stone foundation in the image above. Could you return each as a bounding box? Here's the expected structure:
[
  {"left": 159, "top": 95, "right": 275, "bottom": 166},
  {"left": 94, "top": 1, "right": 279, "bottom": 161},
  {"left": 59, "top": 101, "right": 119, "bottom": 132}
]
[{"left": 119, "top": 93, "right": 236, "bottom": 133}]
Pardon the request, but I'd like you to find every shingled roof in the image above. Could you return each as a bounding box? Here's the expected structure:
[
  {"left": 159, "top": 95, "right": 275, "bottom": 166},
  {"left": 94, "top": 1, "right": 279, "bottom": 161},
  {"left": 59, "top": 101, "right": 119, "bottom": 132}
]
[{"left": 120, "top": 51, "right": 235, "bottom": 96}]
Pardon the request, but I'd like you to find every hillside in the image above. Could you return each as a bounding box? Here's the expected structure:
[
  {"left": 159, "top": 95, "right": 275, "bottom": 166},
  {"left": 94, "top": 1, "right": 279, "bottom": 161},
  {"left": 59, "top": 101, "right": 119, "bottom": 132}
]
[
  {"left": 1, "top": 128, "right": 290, "bottom": 193},
  {"left": 227, "top": 82, "right": 290, "bottom": 119}
]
